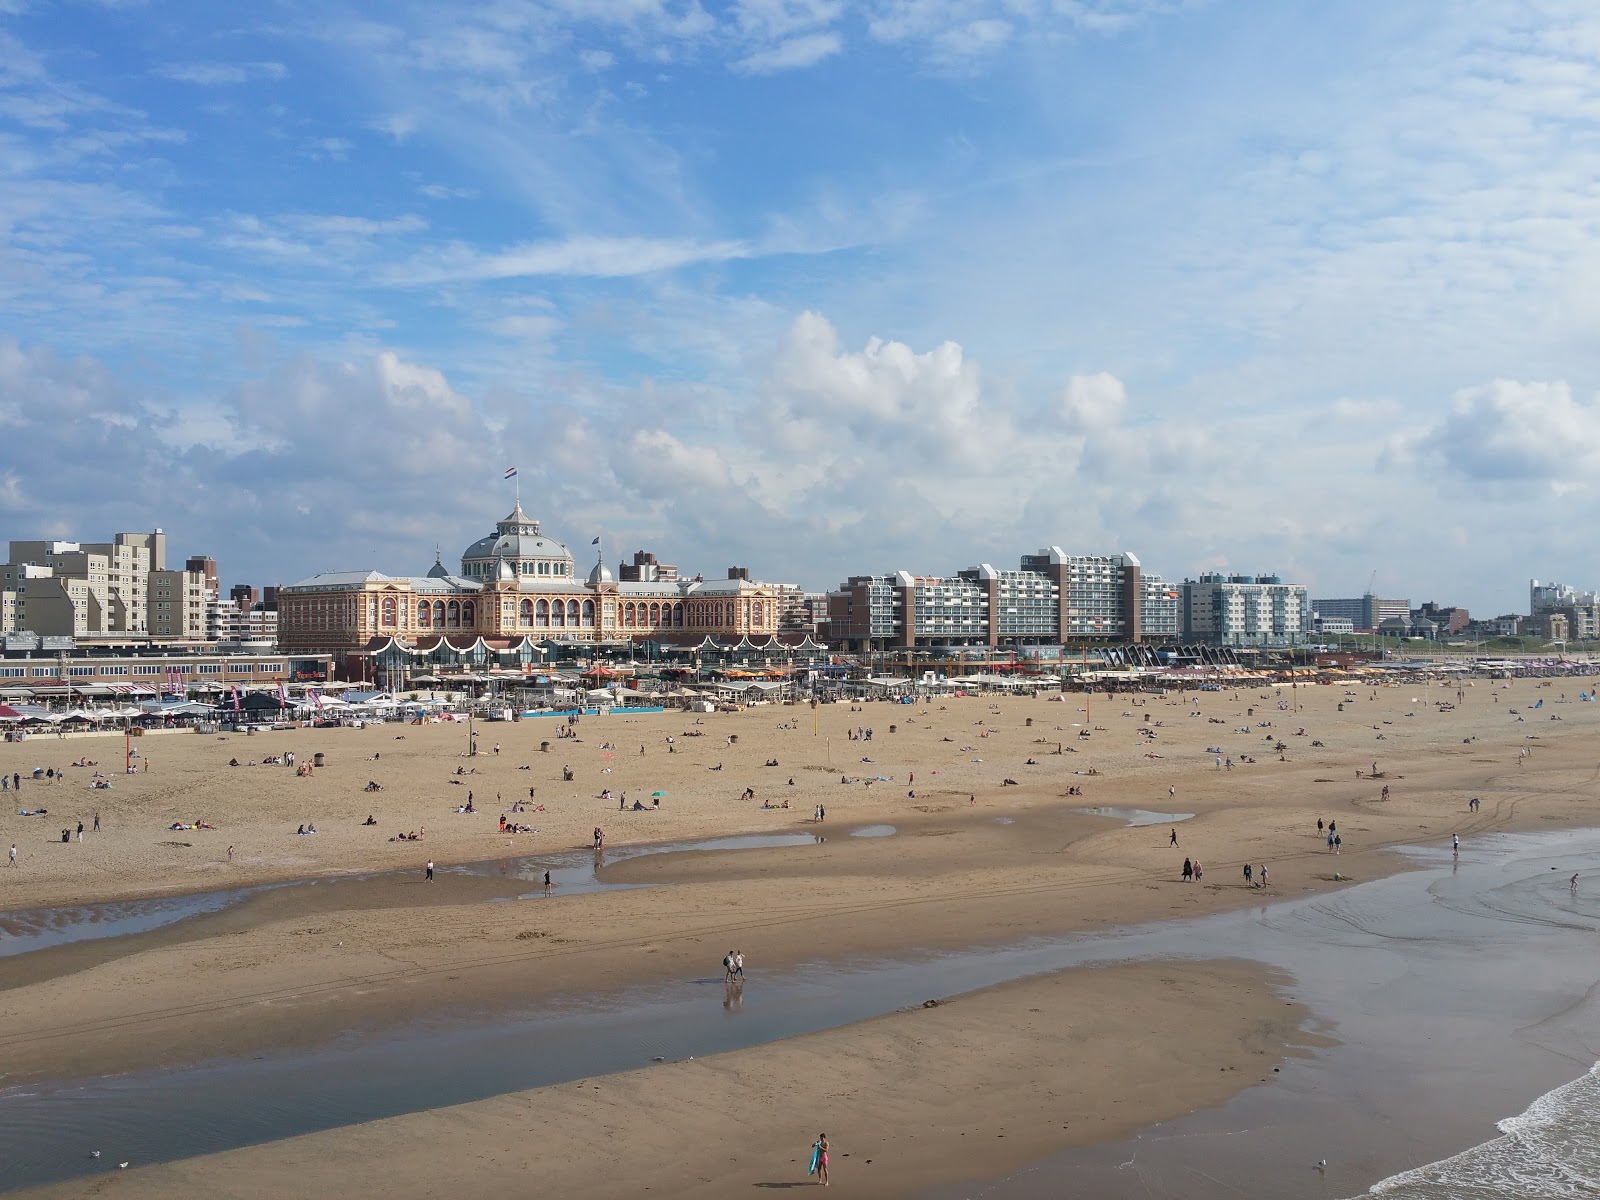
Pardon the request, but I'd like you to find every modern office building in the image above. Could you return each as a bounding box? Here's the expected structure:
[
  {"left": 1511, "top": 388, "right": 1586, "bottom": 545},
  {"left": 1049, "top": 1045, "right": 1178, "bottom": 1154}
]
[
  {"left": 278, "top": 503, "right": 786, "bottom": 680},
  {"left": 1310, "top": 593, "right": 1410, "bottom": 634},
  {"left": 1181, "top": 574, "right": 1309, "bottom": 647},
  {"left": 1, "top": 529, "right": 212, "bottom": 641},
  {"left": 826, "top": 548, "right": 1177, "bottom": 651}
]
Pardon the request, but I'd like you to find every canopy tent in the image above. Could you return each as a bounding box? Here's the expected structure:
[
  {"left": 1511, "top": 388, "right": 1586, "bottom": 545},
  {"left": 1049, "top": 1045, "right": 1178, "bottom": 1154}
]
[{"left": 0, "top": 704, "right": 21, "bottom": 721}]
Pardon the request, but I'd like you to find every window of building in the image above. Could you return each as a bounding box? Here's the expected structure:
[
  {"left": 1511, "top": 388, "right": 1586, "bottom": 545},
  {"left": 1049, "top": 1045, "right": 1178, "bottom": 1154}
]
[
  {"left": 583, "top": 599, "right": 595, "bottom": 624},
  {"left": 417, "top": 601, "right": 431, "bottom": 628},
  {"left": 462, "top": 601, "right": 475, "bottom": 625},
  {"left": 520, "top": 599, "right": 533, "bottom": 627}
]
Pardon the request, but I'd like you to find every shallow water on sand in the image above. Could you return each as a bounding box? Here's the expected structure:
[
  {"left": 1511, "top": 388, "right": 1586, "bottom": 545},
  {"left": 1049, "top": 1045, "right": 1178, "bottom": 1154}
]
[
  {"left": 0, "top": 829, "right": 838, "bottom": 957},
  {"left": 8, "top": 829, "right": 1600, "bottom": 1195},
  {"left": 913, "top": 833, "right": 1600, "bottom": 1200},
  {"left": 1071, "top": 805, "right": 1195, "bottom": 826}
]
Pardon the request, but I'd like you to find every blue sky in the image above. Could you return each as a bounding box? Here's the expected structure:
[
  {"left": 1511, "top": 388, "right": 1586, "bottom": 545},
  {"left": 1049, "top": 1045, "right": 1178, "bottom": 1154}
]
[{"left": 3, "top": 0, "right": 1600, "bottom": 614}]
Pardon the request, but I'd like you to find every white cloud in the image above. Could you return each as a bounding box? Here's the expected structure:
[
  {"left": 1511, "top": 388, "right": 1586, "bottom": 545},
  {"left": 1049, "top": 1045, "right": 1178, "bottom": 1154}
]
[
  {"left": 387, "top": 234, "right": 752, "bottom": 284},
  {"left": 579, "top": 49, "right": 616, "bottom": 71},
  {"left": 733, "top": 32, "right": 842, "bottom": 74},
  {"left": 372, "top": 113, "right": 418, "bottom": 142},
  {"left": 1059, "top": 371, "right": 1126, "bottom": 431},
  {"left": 1423, "top": 379, "right": 1600, "bottom": 484},
  {"left": 154, "top": 61, "right": 287, "bottom": 85}
]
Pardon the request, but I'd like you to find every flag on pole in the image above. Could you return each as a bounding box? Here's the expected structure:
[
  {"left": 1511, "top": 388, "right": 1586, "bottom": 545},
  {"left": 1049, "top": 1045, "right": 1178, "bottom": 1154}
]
[
  {"left": 591, "top": 536, "right": 601, "bottom": 545},
  {"left": 277, "top": 682, "right": 289, "bottom": 706},
  {"left": 503, "top": 467, "right": 518, "bottom": 479},
  {"left": 311, "top": 689, "right": 324, "bottom": 712},
  {"left": 231, "top": 687, "right": 241, "bottom": 714}
]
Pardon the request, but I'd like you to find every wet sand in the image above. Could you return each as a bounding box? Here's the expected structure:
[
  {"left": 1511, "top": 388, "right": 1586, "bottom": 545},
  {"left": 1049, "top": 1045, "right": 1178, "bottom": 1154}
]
[
  {"left": 15, "top": 960, "right": 1316, "bottom": 1200},
  {"left": 2, "top": 677, "right": 1598, "bottom": 1195}
]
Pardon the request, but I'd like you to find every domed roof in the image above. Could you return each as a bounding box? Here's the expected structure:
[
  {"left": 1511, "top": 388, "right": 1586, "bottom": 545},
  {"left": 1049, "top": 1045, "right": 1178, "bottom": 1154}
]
[
  {"left": 587, "top": 558, "right": 615, "bottom": 586},
  {"left": 425, "top": 553, "right": 451, "bottom": 579},
  {"left": 461, "top": 504, "right": 573, "bottom": 568}
]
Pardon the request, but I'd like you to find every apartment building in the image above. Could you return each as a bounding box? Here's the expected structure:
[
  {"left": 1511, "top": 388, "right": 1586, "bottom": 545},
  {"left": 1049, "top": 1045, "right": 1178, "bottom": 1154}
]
[
  {"left": 1182, "top": 573, "right": 1309, "bottom": 647},
  {"left": 3, "top": 529, "right": 212, "bottom": 641},
  {"left": 826, "top": 548, "right": 1176, "bottom": 651}
]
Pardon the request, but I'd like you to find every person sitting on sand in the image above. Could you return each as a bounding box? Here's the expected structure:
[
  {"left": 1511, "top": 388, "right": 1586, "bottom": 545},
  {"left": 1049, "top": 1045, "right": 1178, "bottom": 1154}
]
[
  {"left": 229, "top": 758, "right": 240, "bottom": 767},
  {"left": 363, "top": 815, "right": 377, "bottom": 826},
  {"left": 297, "top": 824, "right": 306, "bottom": 835}
]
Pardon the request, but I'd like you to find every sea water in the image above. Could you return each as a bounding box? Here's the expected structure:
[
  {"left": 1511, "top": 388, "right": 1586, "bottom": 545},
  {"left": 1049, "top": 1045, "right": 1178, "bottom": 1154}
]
[{"left": 1358, "top": 1063, "right": 1600, "bottom": 1199}]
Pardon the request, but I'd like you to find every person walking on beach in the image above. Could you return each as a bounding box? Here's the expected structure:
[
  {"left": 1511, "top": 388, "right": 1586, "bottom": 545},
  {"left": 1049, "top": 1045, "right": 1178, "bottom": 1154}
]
[
  {"left": 1317, "top": 817, "right": 1324, "bottom": 837},
  {"left": 1243, "top": 862, "right": 1253, "bottom": 887},
  {"left": 1258, "top": 864, "right": 1268, "bottom": 888},
  {"left": 228, "top": 845, "right": 235, "bottom": 861},
  {"left": 1452, "top": 833, "right": 1460, "bottom": 854},
  {"left": 425, "top": 860, "right": 434, "bottom": 882},
  {"left": 734, "top": 949, "right": 744, "bottom": 980},
  {"left": 93, "top": 812, "right": 100, "bottom": 833},
  {"left": 8, "top": 844, "right": 14, "bottom": 867},
  {"left": 1169, "top": 827, "right": 1179, "bottom": 847},
  {"left": 724, "top": 951, "right": 735, "bottom": 983},
  {"left": 1182, "top": 857, "right": 1193, "bottom": 882},
  {"left": 544, "top": 870, "right": 553, "bottom": 896},
  {"left": 1572, "top": 873, "right": 1580, "bottom": 895},
  {"left": 1334, "top": 833, "right": 1342, "bottom": 853}
]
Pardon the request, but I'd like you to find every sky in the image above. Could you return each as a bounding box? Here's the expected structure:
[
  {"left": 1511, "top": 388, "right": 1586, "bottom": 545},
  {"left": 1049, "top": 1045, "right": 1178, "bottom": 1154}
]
[{"left": 3, "top": 0, "right": 1600, "bottom": 614}]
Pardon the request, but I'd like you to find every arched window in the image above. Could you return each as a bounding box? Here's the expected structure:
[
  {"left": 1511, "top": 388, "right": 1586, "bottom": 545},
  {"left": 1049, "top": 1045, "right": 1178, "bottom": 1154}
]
[
  {"left": 582, "top": 599, "right": 595, "bottom": 625},
  {"left": 520, "top": 599, "right": 533, "bottom": 627},
  {"left": 624, "top": 603, "right": 635, "bottom": 628},
  {"left": 433, "top": 601, "right": 446, "bottom": 628},
  {"left": 381, "top": 596, "right": 396, "bottom": 627},
  {"left": 536, "top": 600, "right": 550, "bottom": 627},
  {"left": 445, "top": 601, "right": 460, "bottom": 628},
  {"left": 566, "top": 600, "right": 580, "bottom": 625},
  {"left": 646, "top": 602, "right": 658, "bottom": 626},
  {"left": 753, "top": 601, "right": 764, "bottom": 626},
  {"left": 673, "top": 602, "right": 684, "bottom": 627},
  {"left": 417, "top": 601, "right": 431, "bottom": 627},
  {"left": 462, "top": 601, "right": 475, "bottom": 626},
  {"left": 554, "top": 599, "right": 567, "bottom": 627}
]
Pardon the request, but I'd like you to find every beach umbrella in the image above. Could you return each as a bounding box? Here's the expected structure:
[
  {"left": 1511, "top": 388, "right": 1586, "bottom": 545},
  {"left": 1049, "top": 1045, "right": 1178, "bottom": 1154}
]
[{"left": 651, "top": 791, "right": 666, "bottom": 797}]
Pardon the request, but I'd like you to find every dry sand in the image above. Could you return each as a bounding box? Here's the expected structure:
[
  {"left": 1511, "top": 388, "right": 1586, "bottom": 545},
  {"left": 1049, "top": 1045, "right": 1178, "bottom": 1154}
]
[
  {"left": 17, "top": 959, "right": 1319, "bottom": 1200},
  {"left": 2, "top": 675, "right": 1596, "bottom": 1193}
]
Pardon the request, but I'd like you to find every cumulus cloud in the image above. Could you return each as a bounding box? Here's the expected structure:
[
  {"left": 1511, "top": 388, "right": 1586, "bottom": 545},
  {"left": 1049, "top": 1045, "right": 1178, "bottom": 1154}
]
[
  {"left": 1423, "top": 379, "right": 1600, "bottom": 483},
  {"left": 1059, "top": 371, "right": 1126, "bottom": 431}
]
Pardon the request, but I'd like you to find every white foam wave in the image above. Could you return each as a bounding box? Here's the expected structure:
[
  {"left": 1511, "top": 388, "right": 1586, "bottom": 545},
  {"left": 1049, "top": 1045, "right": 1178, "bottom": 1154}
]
[{"left": 1356, "top": 1062, "right": 1600, "bottom": 1199}]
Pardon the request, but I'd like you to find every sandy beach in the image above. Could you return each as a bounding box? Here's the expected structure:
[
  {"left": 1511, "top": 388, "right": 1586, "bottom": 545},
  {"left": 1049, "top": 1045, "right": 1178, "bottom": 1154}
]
[{"left": 3, "top": 674, "right": 1598, "bottom": 1194}]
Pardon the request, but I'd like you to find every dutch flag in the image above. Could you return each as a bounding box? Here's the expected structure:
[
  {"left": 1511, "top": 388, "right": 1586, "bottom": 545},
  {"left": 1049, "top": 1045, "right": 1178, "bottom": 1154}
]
[{"left": 503, "top": 467, "right": 518, "bottom": 479}]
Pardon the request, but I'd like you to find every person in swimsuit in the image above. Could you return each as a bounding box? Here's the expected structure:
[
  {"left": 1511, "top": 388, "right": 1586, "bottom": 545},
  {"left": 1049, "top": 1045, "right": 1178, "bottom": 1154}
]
[
  {"left": 543, "top": 870, "right": 553, "bottom": 896},
  {"left": 812, "top": 1133, "right": 830, "bottom": 1186}
]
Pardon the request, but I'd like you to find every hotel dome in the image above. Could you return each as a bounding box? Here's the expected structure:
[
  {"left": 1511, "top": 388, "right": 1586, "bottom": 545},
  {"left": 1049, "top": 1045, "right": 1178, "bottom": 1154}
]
[{"left": 460, "top": 504, "right": 575, "bottom": 581}]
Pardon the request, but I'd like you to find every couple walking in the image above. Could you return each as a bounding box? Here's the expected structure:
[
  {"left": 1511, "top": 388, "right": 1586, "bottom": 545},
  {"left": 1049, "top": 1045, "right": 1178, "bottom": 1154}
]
[{"left": 723, "top": 949, "right": 745, "bottom": 983}]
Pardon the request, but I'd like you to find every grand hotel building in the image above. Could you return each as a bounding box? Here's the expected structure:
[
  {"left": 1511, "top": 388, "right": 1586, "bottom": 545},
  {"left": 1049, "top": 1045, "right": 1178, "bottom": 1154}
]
[{"left": 279, "top": 505, "right": 781, "bottom": 682}]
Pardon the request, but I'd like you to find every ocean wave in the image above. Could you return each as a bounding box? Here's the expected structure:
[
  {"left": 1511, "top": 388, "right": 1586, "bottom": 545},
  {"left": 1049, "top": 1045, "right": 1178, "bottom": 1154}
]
[{"left": 1357, "top": 1062, "right": 1600, "bottom": 1198}]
